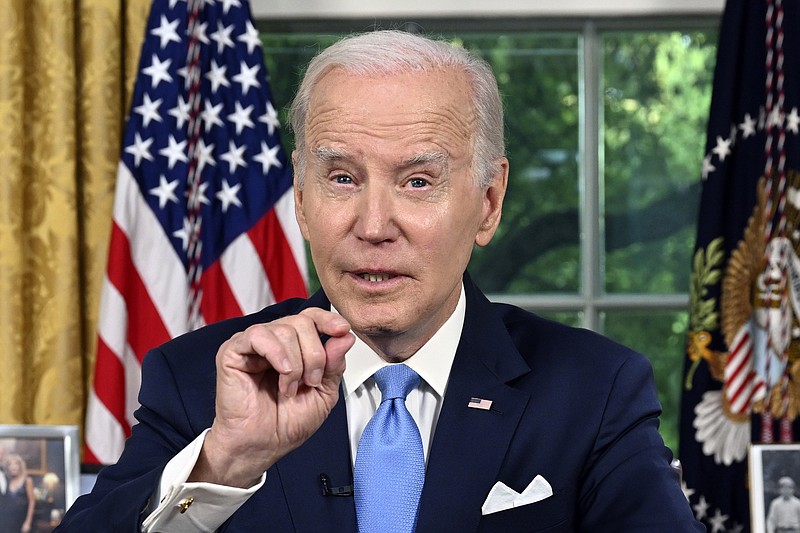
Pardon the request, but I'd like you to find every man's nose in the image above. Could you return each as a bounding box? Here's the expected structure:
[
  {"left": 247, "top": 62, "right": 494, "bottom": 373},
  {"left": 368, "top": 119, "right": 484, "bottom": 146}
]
[{"left": 354, "top": 183, "right": 399, "bottom": 243}]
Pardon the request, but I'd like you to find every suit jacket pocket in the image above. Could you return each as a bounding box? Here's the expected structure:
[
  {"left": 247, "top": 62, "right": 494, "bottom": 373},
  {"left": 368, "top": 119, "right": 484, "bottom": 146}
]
[{"left": 478, "top": 490, "right": 571, "bottom": 533}]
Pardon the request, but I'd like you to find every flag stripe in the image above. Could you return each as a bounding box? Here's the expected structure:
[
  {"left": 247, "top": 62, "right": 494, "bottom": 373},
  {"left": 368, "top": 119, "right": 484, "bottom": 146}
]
[
  {"left": 221, "top": 230, "right": 275, "bottom": 315},
  {"left": 251, "top": 206, "right": 306, "bottom": 303},
  {"left": 105, "top": 222, "right": 172, "bottom": 362},
  {"left": 93, "top": 337, "right": 129, "bottom": 433},
  {"left": 275, "top": 190, "right": 308, "bottom": 281},
  {"left": 84, "top": 388, "right": 129, "bottom": 464},
  {"left": 200, "top": 260, "right": 244, "bottom": 325}
]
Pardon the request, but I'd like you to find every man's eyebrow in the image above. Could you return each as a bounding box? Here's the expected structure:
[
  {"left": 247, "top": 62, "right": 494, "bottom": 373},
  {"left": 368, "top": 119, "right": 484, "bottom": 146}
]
[
  {"left": 312, "top": 146, "right": 350, "bottom": 162},
  {"left": 402, "top": 151, "right": 449, "bottom": 169}
]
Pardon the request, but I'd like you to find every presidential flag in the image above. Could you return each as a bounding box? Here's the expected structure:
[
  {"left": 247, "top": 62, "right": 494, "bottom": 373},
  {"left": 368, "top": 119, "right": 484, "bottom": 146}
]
[
  {"left": 681, "top": 0, "right": 800, "bottom": 531},
  {"left": 84, "top": 0, "right": 307, "bottom": 464}
]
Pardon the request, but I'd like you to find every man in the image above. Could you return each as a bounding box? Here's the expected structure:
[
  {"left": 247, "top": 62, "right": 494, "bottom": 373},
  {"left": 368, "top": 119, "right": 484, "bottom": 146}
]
[
  {"left": 57, "top": 30, "right": 703, "bottom": 532},
  {"left": 767, "top": 476, "right": 800, "bottom": 533}
]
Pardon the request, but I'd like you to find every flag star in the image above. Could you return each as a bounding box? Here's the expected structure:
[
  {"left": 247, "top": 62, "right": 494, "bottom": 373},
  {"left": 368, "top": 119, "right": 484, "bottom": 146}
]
[
  {"left": 712, "top": 135, "right": 732, "bottom": 162},
  {"left": 219, "top": 0, "right": 242, "bottom": 14},
  {"left": 254, "top": 141, "right": 283, "bottom": 175},
  {"left": 680, "top": 481, "right": 695, "bottom": 502},
  {"left": 149, "top": 175, "right": 179, "bottom": 208},
  {"left": 197, "top": 181, "right": 211, "bottom": 205},
  {"left": 151, "top": 15, "right": 181, "bottom": 49},
  {"left": 210, "top": 21, "right": 235, "bottom": 54},
  {"left": 701, "top": 155, "right": 716, "bottom": 180},
  {"left": 168, "top": 0, "right": 186, "bottom": 7},
  {"left": 238, "top": 20, "right": 262, "bottom": 55},
  {"left": 205, "top": 59, "right": 230, "bottom": 93},
  {"left": 259, "top": 101, "right": 280, "bottom": 136},
  {"left": 787, "top": 107, "right": 800, "bottom": 134},
  {"left": 707, "top": 508, "right": 728, "bottom": 533},
  {"left": 187, "top": 181, "right": 211, "bottom": 210},
  {"left": 192, "top": 21, "right": 210, "bottom": 45},
  {"left": 177, "top": 64, "right": 190, "bottom": 90},
  {"left": 692, "top": 495, "right": 709, "bottom": 520},
  {"left": 133, "top": 93, "right": 163, "bottom": 128},
  {"left": 196, "top": 138, "right": 216, "bottom": 173},
  {"left": 220, "top": 140, "right": 248, "bottom": 173},
  {"left": 201, "top": 100, "right": 224, "bottom": 132},
  {"left": 227, "top": 101, "right": 255, "bottom": 135},
  {"left": 168, "top": 95, "right": 191, "bottom": 129},
  {"left": 767, "top": 106, "right": 783, "bottom": 129},
  {"left": 739, "top": 113, "right": 757, "bottom": 138},
  {"left": 158, "top": 135, "right": 189, "bottom": 169},
  {"left": 216, "top": 178, "right": 243, "bottom": 212},
  {"left": 233, "top": 61, "right": 261, "bottom": 95},
  {"left": 124, "top": 133, "right": 154, "bottom": 167},
  {"left": 173, "top": 217, "right": 192, "bottom": 251},
  {"left": 142, "top": 54, "right": 173, "bottom": 88}
]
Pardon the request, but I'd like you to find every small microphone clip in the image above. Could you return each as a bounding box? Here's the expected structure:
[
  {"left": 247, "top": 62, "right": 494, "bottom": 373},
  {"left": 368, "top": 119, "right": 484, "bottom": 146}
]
[{"left": 320, "top": 473, "right": 354, "bottom": 497}]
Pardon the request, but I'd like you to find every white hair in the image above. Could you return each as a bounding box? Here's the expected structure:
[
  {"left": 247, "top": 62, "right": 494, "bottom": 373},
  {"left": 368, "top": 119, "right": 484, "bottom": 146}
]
[{"left": 288, "top": 30, "right": 505, "bottom": 188}]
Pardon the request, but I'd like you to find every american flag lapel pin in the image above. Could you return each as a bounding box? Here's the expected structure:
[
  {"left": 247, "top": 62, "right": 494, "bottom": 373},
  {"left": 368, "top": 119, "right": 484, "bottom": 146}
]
[{"left": 468, "top": 397, "right": 493, "bottom": 411}]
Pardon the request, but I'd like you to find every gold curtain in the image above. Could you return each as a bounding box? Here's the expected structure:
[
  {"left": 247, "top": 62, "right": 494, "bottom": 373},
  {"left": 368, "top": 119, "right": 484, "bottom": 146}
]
[{"left": 0, "top": 0, "right": 150, "bottom": 434}]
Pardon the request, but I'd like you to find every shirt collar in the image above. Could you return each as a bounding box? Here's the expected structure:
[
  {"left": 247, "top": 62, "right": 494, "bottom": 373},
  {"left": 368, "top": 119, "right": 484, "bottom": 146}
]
[{"left": 341, "top": 284, "right": 466, "bottom": 398}]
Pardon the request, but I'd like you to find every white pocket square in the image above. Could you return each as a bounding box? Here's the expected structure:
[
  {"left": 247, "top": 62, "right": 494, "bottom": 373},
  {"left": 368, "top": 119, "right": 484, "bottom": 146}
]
[{"left": 481, "top": 475, "right": 554, "bottom": 515}]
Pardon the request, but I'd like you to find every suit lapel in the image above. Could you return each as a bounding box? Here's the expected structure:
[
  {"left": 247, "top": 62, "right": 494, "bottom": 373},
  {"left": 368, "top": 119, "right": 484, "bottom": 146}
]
[
  {"left": 417, "top": 278, "right": 531, "bottom": 532},
  {"left": 274, "top": 290, "right": 357, "bottom": 531},
  {"left": 276, "top": 392, "right": 358, "bottom": 531}
]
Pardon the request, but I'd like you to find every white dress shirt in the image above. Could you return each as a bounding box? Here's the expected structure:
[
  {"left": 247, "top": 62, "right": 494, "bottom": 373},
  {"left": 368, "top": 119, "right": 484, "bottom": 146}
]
[{"left": 143, "top": 286, "right": 466, "bottom": 532}]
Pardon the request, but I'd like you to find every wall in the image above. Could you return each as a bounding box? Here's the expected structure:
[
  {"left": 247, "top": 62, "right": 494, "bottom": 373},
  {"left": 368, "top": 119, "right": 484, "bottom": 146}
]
[{"left": 250, "top": 0, "right": 725, "bottom": 19}]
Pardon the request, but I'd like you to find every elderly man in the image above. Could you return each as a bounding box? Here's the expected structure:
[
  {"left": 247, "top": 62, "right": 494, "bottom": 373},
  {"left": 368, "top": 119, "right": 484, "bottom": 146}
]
[{"left": 57, "top": 30, "right": 703, "bottom": 532}]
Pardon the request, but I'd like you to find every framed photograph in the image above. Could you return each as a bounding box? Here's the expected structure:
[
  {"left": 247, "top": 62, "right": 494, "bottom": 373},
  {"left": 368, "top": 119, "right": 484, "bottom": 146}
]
[
  {"left": 750, "top": 443, "right": 800, "bottom": 533},
  {"left": 0, "top": 425, "right": 80, "bottom": 532}
]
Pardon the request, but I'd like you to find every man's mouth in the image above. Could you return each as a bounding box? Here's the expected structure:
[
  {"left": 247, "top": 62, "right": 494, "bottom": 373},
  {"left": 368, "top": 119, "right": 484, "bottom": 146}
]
[{"left": 358, "top": 272, "right": 396, "bottom": 282}]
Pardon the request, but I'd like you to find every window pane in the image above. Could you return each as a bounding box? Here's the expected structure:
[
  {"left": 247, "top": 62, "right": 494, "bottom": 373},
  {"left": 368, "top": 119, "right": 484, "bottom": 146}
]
[
  {"left": 462, "top": 32, "right": 581, "bottom": 294},
  {"left": 600, "top": 309, "right": 690, "bottom": 454},
  {"left": 602, "top": 30, "right": 717, "bottom": 294}
]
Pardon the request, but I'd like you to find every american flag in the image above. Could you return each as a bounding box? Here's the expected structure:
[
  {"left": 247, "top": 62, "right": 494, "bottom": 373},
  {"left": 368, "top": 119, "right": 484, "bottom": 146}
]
[
  {"left": 468, "top": 397, "right": 493, "bottom": 411},
  {"left": 84, "top": 0, "right": 307, "bottom": 465}
]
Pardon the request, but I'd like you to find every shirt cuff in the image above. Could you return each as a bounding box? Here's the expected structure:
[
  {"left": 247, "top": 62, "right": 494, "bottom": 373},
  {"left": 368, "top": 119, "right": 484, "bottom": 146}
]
[{"left": 142, "top": 429, "right": 266, "bottom": 532}]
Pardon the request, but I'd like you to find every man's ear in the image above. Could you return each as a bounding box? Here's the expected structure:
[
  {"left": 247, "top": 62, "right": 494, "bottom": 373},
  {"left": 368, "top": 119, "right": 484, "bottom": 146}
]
[
  {"left": 292, "top": 150, "right": 311, "bottom": 240},
  {"left": 475, "top": 157, "right": 509, "bottom": 247}
]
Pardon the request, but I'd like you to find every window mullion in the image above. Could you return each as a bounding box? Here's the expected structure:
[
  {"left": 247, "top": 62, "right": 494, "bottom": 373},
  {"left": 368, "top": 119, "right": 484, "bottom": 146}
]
[{"left": 580, "top": 21, "right": 602, "bottom": 332}]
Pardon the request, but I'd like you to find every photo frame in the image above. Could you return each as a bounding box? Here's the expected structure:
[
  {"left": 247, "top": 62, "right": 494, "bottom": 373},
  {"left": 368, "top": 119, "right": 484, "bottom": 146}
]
[
  {"left": 0, "top": 425, "right": 80, "bottom": 532},
  {"left": 749, "top": 443, "right": 800, "bottom": 533}
]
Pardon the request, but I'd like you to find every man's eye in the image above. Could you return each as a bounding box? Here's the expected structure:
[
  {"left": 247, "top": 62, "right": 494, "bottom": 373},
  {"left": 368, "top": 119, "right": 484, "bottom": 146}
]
[
  {"left": 409, "top": 177, "right": 429, "bottom": 188},
  {"left": 334, "top": 175, "right": 353, "bottom": 184}
]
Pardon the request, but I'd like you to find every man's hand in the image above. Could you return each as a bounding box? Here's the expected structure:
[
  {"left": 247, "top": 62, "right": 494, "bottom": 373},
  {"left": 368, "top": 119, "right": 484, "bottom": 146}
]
[{"left": 189, "top": 308, "right": 355, "bottom": 488}]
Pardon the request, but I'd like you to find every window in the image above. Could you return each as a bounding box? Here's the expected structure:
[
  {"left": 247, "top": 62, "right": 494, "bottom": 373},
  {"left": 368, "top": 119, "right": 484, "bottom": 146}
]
[{"left": 258, "top": 18, "right": 719, "bottom": 453}]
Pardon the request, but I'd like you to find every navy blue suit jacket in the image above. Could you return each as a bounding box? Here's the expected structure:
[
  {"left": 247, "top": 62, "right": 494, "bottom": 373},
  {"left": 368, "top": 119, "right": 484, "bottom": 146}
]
[{"left": 59, "top": 276, "right": 703, "bottom": 531}]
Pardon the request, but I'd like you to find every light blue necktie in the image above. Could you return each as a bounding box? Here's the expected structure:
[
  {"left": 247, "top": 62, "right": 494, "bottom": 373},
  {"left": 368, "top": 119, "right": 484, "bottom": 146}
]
[{"left": 354, "top": 363, "right": 425, "bottom": 533}]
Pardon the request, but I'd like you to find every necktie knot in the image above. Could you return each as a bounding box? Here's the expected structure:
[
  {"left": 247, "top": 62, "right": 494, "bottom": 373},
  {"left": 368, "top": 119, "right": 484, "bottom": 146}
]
[{"left": 374, "top": 363, "right": 419, "bottom": 401}]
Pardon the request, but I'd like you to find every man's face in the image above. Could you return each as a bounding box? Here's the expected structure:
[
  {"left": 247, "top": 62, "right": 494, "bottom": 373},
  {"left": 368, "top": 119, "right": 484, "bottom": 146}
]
[{"left": 294, "top": 67, "right": 507, "bottom": 359}]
